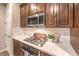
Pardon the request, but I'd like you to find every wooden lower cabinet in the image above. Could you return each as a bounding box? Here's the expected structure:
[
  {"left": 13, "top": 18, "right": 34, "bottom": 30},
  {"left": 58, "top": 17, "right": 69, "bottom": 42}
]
[
  {"left": 70, "top": 28, "right": 79, "bottom": 55},
  {"left": 21, "top": 43, "right": 51, "bottom": 56},
  {"left": 13, "top": 39, "right": 51, "bottom": 56},
  {"left": 40, "top": 51, "right": 51, "bottom": 56},
  {"left": 13, "top": 39, "right": 22, "bottom": 56}
]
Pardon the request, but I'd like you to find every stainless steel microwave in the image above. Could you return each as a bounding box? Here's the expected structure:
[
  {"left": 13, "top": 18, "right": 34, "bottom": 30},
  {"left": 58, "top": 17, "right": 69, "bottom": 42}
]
[{"left": 27, "top": 13, "right": 45, "bottom": 27}]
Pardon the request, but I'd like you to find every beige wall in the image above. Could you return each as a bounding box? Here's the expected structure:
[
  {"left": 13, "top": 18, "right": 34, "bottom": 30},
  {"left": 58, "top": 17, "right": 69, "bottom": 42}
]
[
  {"left": 12, "top": 3, "right": 20, "bottom": 27},
  {"left": 0, "top": 4, "right": 6, "bottom": 51},
  {"left": 5, "top": 4, "right": 13, "bottom": 55}
]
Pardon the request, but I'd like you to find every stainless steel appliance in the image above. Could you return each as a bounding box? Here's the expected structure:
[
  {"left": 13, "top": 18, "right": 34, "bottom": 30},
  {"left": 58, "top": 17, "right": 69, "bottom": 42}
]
[
  {"left": 27, "top": 13, "right": 45, "bottom": 27},
  {"left": 21, "top": 43, "right": 39, "bottom": 56},
  {"left": 22, "top": 37, "right": 47, "bottom": 56},
  {"left": 24, "top": 36, "right": 47, "bottom": 47}
]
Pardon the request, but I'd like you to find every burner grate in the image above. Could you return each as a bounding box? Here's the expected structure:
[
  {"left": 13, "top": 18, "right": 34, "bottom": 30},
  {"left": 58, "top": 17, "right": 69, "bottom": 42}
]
[{"left": 24, "top": 36, "right": 47, "bottom": 47}]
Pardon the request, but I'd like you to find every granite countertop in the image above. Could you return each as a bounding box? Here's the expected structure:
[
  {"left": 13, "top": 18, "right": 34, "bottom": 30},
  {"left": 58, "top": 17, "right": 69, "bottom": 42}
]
[
  {"left": 13, "top": 34, "right": 71, "bottom": 56},
  {"left": 12, "top": 27, "right": 77, "bottom": 56}
]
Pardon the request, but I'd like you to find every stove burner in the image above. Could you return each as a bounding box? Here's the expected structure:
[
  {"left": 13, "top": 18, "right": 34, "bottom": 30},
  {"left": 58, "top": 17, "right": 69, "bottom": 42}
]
[{"left": 24, "top": 36, "right": 47, "bottom": 47}]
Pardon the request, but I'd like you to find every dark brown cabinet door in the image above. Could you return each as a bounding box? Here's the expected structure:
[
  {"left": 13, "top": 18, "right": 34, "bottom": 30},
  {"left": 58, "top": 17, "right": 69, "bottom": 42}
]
[
  {"left": 74, "top": 4, "right": 79, "bottom": 28},
  {"left": 25, "top": 4, "right": 28, "bottom": 26},
  {"left": 20, "top": 4, "right": 27, "bottom": 27},
  {"left": 46, "top": 3, "right": 73, "bottom": 28},
  {"left": 20, "top": 3, "right": 73, "bottom": 28},
  {"left": 46, "top": 4, "right": 56, "bottom": 28},
  {"left": 20, "top": 3, "right": 46, "bottom": 27},
  {"left": 28, "top": 3, "right": 37, "bottom": 16},
  {"left": 57, "top": 3, "right": 73, "bottom": 28},
  {"left": 36, "top": 3, "right": 46, "bottom": 13},
  {"left": 28, "top": 3, "right": 45, "bottom": 16},
  {"left": 70, "top": 28, "right": 79, "bottom": 55},
  {"left": 13, "top": 39, "right": 22, "bottom": 56}
]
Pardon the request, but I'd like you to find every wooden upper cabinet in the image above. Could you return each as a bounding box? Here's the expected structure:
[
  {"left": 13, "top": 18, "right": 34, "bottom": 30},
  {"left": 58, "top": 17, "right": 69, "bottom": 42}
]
[
  {"left": 46, "top": 4, "right": 56, "bottom": 27},
  {"left": 28, "top": 3, "right": 45, "bottom": 16},
  {"left": 57, "top": 3, "right": 73, "bottom": 28},
  {"left": 20, "top": 4, "right": 25, "bottom": 27},
  {"left": 46, "top": 3, "right": 73, "bottom": 28},
  {"left": 28, "top": 3, "right": 37, "bottom": 16},
  {"left": 74, "top": 4, "right": 79, "bottom": 28},
  {"left": 20, "top": 3, "right": 73, "bottom": 28},
  {"left": 20, "top": 4, "right": 28, "bottom": 27},
  {"left": 36, "top": 3, "right": 45, "bottom": 13},
  {"left": 20, "top": 3, "right": 46, "bottom": 27},
  {"left": 25, "top": 4, "right": 28, "bottom": 26}
]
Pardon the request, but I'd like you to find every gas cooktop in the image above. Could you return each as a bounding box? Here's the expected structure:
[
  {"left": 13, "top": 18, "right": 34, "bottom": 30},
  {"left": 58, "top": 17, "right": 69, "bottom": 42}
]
[{"left": 24, "top": 36, "right": 47, "bottom": 47}]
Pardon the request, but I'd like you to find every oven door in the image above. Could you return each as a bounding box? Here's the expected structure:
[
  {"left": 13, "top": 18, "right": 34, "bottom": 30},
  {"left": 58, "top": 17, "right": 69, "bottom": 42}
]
[{"left": 21, "top": 43, "right": 39, "bottom": 56}]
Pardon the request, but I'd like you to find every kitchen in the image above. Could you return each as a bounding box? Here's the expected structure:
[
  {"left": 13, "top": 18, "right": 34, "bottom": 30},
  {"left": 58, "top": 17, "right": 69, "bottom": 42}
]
[
  {"left": 12, "top": 3, "right": 79, "bottom": 56},
  {"left": 0, "top": 3, "right": 79, "bottom": 56}
]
